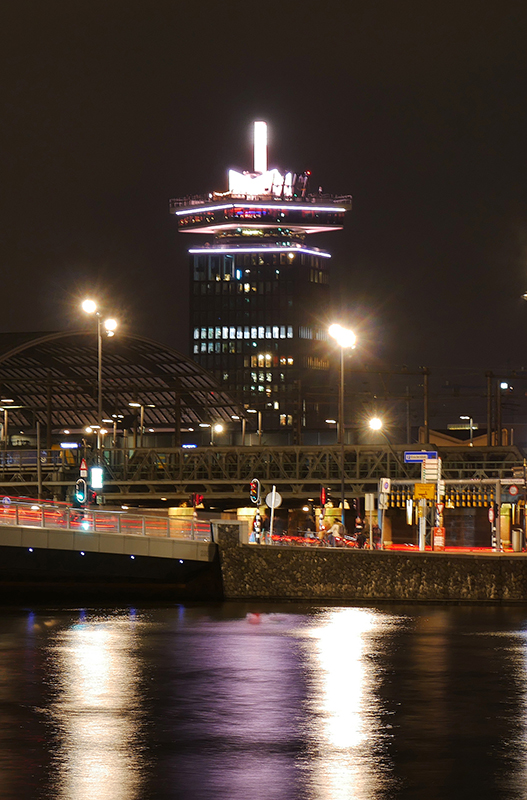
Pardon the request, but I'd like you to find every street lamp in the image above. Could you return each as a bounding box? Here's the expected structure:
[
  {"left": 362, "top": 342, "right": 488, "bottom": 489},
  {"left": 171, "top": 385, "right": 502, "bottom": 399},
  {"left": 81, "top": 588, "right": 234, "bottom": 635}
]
[
  {"left": 247, "top": 408, "right": 262, "bottom": 445},
  {"left": 128, "top": 402, "right": 155, "bottom": 447},
  {"left": 81, "top": 299, "right": 118, "bottom": 457},
  {"left": 460, "top": 415, "right": 474, "bottom": 446},
  {"left": 329, "top": 323, "right": 356, "bottom": 526},
  {"left": 211, "top": 422, "right": 224, "bottom": 445}
]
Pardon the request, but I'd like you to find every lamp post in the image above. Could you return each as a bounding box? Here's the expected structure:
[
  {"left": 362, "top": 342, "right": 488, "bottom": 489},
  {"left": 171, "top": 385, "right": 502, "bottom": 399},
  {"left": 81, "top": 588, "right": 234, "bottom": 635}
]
[
  {"left": 368, "top": 416, "right": 410, "bottom": 549},
  {"left": 247, "top": 408, "right": 262, "bottom": 445},
  {"left": 81, "top": 300, "right": 117, "bottom": 458},
  {"left": 129, "top": 402, "right": 155, "bottom": 447},
  {"left": 329, "top": 324, "right": 356, "bottom": 526},
  {"left": 460, "top": 415, "right": 474, "bottom": 446},
  {"left": 211, "top": 422, "right": 224, "bottom": 445}
]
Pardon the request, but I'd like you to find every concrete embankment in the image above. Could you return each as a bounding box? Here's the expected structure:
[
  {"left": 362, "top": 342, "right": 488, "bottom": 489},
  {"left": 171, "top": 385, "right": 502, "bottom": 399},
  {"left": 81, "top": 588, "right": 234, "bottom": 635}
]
[{"left": 215, "top": 523, "right": 527, "bottom": 603}]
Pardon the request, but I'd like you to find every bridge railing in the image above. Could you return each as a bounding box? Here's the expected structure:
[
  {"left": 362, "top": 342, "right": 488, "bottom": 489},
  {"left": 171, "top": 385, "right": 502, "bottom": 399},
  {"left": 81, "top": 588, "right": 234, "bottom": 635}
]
[{"left": 0, "top": 500, "right": 211, "bottom": 541}]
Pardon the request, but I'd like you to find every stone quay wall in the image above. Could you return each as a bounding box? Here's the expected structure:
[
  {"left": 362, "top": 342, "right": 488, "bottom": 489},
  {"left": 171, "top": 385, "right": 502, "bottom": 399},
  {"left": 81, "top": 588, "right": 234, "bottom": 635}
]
[{"left": 214, "top": 524, "right": 527, "bottom": 603}]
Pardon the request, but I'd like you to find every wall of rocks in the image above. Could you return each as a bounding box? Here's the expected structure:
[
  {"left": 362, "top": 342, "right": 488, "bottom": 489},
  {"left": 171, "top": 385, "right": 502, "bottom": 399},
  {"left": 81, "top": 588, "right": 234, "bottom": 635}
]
[{"left": 214, "top": 523, "right": 527, "bottom": 602}]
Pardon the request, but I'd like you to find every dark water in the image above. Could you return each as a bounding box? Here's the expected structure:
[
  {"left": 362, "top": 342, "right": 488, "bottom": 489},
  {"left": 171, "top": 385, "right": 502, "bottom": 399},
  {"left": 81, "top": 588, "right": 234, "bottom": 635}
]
[{"left": 1, "top": 603, "right": 527, "bottom": 799}]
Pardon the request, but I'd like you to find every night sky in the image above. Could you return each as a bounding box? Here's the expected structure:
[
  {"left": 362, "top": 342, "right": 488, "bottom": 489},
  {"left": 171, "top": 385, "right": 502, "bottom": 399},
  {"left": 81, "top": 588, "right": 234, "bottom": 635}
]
[{"left": 2, "top": 0, "right": 527, "bottom": 376}]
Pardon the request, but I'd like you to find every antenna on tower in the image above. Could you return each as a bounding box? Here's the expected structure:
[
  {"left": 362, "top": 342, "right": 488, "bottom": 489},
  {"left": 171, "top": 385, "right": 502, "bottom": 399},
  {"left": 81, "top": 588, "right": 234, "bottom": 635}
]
[{"left": 253, "top": 121, "right": 267, "bottom": 174}]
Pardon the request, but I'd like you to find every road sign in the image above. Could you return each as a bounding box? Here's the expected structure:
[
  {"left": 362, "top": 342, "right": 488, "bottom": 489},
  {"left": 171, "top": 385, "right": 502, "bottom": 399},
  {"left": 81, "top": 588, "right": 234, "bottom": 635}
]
[
  {"left": 433, "top": 527, "right": 445, "bottom": 551},
  {"left": 379, "top": 478, "right": 391, "bottom": 494},
  {"left": 2, "top": 496, "right": 11, "bottom": 507},
  {"left": 80, "top": 457, "right": 88, "bottom": 478},
  {"left": 414, "top": 483, "right": 436, "bottom": 500},
  {"left": 404, "top": 451, "right": 439, "bottom": 463},
  {"left": 436, "top": 502, "right": 444, "bottom": 514},
  {"left": 509, "top": 485, "right": 519, "bottom": 496},
  {"left": 488, "top": 507, "right": 495, "bottom": 523},
  {"left": 266, "top": 489, "right": 282, "bottom": 509},
  {"left": 365, "top": 493, "right": 375, "bottom": 511}
]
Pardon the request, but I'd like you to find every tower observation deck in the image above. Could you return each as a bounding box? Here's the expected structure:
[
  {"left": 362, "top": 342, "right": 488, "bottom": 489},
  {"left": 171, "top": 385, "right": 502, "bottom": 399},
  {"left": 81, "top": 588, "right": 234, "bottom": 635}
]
[{"left": 170, "top": 121, "right": 351, "bottom": 441}]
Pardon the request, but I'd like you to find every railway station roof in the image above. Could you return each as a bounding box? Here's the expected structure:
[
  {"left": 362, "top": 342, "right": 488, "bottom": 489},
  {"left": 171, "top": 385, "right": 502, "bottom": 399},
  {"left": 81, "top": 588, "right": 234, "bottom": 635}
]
[{"left": 0, "top": 331, "right": 243, "bottom": 432}]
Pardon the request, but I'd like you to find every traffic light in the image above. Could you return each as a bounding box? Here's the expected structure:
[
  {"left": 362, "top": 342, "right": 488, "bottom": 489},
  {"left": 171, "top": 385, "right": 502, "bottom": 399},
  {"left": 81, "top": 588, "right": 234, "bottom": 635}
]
[
  {"left": 74, "top": 478, "right": 87, "bottom": 506},
  {"left": 321, "top": 486, "right": 331, "bottom": 506},
  {"left": 250, "top": 478, "right": 260, "bottom": 504}
]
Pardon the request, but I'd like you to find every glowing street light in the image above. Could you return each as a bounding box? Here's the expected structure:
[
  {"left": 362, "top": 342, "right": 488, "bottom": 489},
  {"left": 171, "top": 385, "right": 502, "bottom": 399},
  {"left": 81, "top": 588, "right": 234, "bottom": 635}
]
[
  {"left": 81, "top": 299, "right": 119, "bottom": 455},
  {"left": 369, "top": 417, "right": 383, "bottom": 431},
  {"left": 329, "top": 323, "right": 356, "bottom": 526},
  {"left": 211, "top": 422, "right": 224, "bottom": 446}
]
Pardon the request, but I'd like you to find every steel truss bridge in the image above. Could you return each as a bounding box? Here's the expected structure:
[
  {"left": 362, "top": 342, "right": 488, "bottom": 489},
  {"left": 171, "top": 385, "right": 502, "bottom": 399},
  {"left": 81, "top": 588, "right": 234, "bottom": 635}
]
[{"left": 0, "top": 445, "right": 522, "bottom": 505}]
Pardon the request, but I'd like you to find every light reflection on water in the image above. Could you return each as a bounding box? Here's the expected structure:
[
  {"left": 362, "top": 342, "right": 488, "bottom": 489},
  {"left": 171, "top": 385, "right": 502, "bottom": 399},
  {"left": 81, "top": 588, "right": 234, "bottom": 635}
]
[
  {"left": 3, "top": 605, "right": 527, "bottom": 799},
  {"left": 47, "top": 614, "right": 144, "bottom": 800},
  {"left": 302, "top": 608, "right": 396, "bottom": 800}
]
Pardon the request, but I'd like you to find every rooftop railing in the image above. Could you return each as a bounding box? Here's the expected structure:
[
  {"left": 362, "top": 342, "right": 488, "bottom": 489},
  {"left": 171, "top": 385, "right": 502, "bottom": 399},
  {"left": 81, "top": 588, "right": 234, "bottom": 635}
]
[{"left": 169, "top": 193, "right": 353, "bottom": 209}]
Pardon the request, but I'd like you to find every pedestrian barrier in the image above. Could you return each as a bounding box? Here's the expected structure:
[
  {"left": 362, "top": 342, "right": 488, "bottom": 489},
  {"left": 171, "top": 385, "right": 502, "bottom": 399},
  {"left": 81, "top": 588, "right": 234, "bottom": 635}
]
[{"left": 0, "top": 499, "right": 211, "bottom": 541}]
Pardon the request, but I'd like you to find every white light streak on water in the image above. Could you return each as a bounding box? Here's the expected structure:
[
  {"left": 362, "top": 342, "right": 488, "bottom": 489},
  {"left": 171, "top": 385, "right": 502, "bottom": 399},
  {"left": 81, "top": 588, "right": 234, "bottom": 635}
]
[
  {"left": 48, "top": 615, "right": 144, "bottom": 800},
  {"left": 302, "top": 607, "right": 394, "bottom": 800}
]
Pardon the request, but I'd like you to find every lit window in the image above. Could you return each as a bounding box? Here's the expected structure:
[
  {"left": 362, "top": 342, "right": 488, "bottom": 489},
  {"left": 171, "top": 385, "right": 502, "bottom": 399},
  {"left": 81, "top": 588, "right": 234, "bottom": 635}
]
[
  {"left": 193, "top": 327, "right": 199, "bottom": 339},
  {"left": 215, "top": 327, "right": 221, "bottom": 339},
  {"left": 259, "top": 372, "right": 265, "bottom": 382},
  {"left": 287, "top": 326, "right": 293, "bottom": 338},
  {"left": 201, "top": 327, "right": 207, "bottom": 339},
  {"left": 208, "top": 328, "right": 214, "bottom": 339},
  {"left": 201, "top": 343, "right": 207, "bottom": 352},
  {"left": 280, "top": 326, "right": 285, "bottom": 338},
  {"left": 287, "top": 357, "right": 294, "bottom": 366},
  {"left": 272, "top": 326, "right": 279, "bottom": 338},
  {"left": 251, "top": 372, "right": 257, "bottom": 382},
  {"left": 279, "top": 356, "right": 286, "bottom": 366},
  {"left": 208, "top": 343, "right": 214, "bottom": 353},
  {"left": 265, "top": 326, "right": 272, "bottom": 339},
  {"left": 266, "top": 372, "right": 272, "bottom": 382},
  {"left": 222, "top": 326, "right": 228, "bottom": 339},
  {"left": 244, "top": 283, "right": 251, "bottom": 293},
  {"left": 258, "top": 354, "right": 264, "bottom": 367},
  {"left": 258, "top": 326, "right": 265, "bottom": 339},
  {"left": 229, "top": 327, "right": 236, "bottom": 339},
  {"left": 193, "top": 344, "right": 199, "bottom": 354},
  {"left": 237, "top": 327, "right": 243, "bottom": 339},
  {"left": 251, "top": 326, "right": 257, "bottom": 338},
  {"left": 244, "top": 326, "right": 250, "bottom": 339},
  {"left": 274, "top": 401, "right": 279, "bottom": 410}
]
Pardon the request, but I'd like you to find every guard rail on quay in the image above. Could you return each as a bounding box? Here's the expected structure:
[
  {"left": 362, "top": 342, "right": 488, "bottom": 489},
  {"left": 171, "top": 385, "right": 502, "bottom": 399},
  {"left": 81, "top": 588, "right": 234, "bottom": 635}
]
[{"left": 0, "top": 499, "right": 212, "bottom": 541}]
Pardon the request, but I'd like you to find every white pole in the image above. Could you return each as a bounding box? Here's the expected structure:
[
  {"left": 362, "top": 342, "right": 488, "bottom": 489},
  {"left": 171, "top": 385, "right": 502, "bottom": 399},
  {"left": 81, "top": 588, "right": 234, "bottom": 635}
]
[
  {"left": 419, "top": 499, "right": 426, "bottom": 550},
  {"left": 269, "top": 485, "right": 276, "bottom": 542}
]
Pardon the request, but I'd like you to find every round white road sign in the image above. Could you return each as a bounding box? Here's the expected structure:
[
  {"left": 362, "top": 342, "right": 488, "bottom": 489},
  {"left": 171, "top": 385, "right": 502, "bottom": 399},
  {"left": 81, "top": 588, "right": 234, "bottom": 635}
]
[{"left": 266, "top": 490, "right": 282, "bottom": 509}]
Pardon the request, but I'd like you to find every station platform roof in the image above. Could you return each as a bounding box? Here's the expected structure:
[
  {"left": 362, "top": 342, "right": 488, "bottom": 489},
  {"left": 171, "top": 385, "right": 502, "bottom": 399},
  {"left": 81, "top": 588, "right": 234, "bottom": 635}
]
[{"left": 0, "top": 331, "right": 243, "bottom": 432}]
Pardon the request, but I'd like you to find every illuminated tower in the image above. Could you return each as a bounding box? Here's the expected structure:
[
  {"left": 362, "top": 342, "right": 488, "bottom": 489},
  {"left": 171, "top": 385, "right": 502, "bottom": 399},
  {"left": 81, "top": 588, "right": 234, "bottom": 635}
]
[{"left": 170, "top": 122, "right": 351, "bottom": 440}]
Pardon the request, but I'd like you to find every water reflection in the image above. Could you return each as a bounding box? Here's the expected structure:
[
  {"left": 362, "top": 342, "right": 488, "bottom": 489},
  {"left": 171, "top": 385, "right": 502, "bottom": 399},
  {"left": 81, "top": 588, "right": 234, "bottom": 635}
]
[
  {"left": 303, "top": 607, "right": 396, "bottom": 800},
  {"left": 48, "top": 613, "right": 144, "bottom": 800}
]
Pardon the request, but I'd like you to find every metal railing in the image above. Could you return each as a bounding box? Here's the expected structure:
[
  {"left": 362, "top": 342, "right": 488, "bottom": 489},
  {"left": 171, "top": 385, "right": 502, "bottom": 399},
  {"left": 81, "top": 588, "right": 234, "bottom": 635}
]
[{"left": 0, "top": 500, "right": 211, "bottom": 541}]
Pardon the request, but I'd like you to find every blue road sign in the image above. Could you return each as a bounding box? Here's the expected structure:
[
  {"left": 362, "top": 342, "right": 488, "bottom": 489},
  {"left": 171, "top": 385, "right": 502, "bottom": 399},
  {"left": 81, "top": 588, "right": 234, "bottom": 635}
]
[{"left": 404, "top": 450, "right": 439, "bottom": 463}]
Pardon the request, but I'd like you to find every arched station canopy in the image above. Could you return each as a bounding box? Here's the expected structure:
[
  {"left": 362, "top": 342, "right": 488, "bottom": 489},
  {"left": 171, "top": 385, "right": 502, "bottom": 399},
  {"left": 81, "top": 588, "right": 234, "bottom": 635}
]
[{"left": 0, "top": 331, "right": 243, "bottom": 432}]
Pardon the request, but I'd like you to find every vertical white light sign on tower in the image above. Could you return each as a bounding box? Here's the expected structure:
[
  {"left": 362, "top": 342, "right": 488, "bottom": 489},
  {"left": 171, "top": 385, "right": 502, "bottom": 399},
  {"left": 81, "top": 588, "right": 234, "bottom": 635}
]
[{"left": 253, "top": 120, "right": 267, "bottom": 174}]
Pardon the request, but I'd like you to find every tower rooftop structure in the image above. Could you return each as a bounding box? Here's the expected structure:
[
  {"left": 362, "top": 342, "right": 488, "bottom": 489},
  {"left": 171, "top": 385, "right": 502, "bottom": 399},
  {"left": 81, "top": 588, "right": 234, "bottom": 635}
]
[
  {"left": 171, "top": 122, "right": 351, "bottom": 442},
  {"left": 170, "top": 120, "right": 351, "bottom": 241}
]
